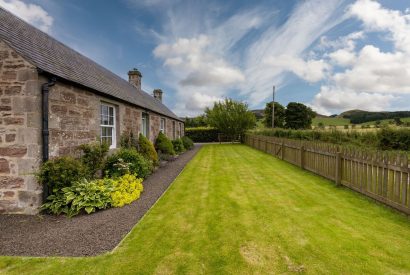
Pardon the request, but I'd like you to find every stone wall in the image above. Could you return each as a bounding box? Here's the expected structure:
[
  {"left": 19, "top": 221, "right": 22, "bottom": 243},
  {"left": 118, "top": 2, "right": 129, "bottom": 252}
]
[
  {"left": 48, "top": 82, "right": 183, "bottom": 154},
  {"left": 0, "top": 40, "right": 42, "bottom": 214},
  {"left": 149, "top": 114, "right": 160, "bottom": 142},
  {"left": 165, "top": 118, "right": 175, "bottom": 140},
  {"left": 48, "top": 82, "right": 100, "bottom": 157}
]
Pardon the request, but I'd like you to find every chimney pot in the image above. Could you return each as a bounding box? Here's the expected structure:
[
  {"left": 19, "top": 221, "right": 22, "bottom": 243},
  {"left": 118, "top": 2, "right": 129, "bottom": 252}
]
[
  {"left": 153, "top": 89, "right": 163, "bottom": 102},
  {"left": 128, "top": 68, "right": 142, "bottom": 90}
]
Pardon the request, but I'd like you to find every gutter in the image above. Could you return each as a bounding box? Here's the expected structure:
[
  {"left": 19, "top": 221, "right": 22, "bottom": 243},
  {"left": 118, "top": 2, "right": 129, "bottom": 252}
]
[{"left": 41, "top": 77, "right": 56, "bottom": 202}]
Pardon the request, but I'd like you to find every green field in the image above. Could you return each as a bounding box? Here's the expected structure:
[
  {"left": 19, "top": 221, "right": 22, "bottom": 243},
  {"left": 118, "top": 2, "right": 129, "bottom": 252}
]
[
  {"left": 312, "top": 117, "right": 350, "bottom": 126},
  {"left": 1, "top": 145, "right": 409, "bottom": 274}
]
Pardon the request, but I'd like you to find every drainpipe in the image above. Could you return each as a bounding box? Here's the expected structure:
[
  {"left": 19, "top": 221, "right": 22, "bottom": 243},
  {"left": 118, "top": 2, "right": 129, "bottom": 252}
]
[{"left": 41, "top": 77, "right": 56, "bottom": 202}]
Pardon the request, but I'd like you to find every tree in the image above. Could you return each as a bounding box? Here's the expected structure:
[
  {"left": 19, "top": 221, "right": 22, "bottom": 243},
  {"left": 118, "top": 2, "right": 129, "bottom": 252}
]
[
  {"left": 285, "top": 102, "right": 315, "bottom": 129},
  {"left": 205, "top": 98, "right": 256, "bottom": 140},
  {"left": 394, "top": 117, "right": 403, "bottom": 126},
  {"left": 264, "top": 101, "right": 285, "bottom": 128}
]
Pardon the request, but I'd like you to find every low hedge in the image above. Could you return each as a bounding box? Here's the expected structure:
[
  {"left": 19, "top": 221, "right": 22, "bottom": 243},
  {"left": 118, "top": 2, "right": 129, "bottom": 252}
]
[
  {"left": 250, "top": 127, "right": 410, "bottom": 151},
  {"left": 185, "top": 127, "right": 219, "bottom": 142}
]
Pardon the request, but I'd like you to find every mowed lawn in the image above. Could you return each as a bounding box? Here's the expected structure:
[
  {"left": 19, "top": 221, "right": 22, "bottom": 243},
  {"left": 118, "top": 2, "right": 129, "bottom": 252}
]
[{"left": 1, "top": 145, "right": 410, "bottom": 274}]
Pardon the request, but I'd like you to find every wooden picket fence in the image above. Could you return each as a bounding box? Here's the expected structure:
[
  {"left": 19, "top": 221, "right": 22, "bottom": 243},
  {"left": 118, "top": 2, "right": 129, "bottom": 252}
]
[{"left": 245, "top": 134, "right": 410, "bottom": 215}]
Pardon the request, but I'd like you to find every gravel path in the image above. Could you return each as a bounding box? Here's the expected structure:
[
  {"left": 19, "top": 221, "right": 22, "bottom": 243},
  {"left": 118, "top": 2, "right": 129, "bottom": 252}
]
[{"left": 0, "top": 145, "right": 202, "bottom": 257}]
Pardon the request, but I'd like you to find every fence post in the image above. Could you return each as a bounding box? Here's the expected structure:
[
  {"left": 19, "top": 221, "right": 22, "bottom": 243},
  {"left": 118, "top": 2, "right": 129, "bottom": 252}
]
[
  {"left": 300, "top": 145, "right": 304, "bottom": 169},
  {"left": 265, "top": 137, "right": 268, "bottom": 153},
  {"left": 280, "top": 141, "right": 284, "bottom": 160},
  {"left": 335, "top": 152, "right": 342, "bottom": 186}
]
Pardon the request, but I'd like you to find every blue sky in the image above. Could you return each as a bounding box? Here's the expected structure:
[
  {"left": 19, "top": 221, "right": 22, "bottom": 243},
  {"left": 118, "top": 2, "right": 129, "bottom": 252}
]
[{"left": 1, "top": 0, "right": 410, "bottom": 116}]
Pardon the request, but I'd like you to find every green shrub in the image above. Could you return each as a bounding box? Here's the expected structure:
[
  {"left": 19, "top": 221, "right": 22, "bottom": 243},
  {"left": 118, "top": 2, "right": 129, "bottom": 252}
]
[
  {"left": 104, "top": 148, "right": 152, "bottom": 179},
  {"left": 138, "top": 133, "right": 158, "bottom": 165},
  {"left": 172, "top": 138, "right": 185, "bottom": 154},
  {"left": 378, "top": 128, "right": 410, "bottom": 151},
  {"left": 249, "top": 127, "right": 410, "bottom": 151},
  {"left": 185, "top": 127, "right": 219, "bottom": 142},
  {"left": 37, "top": 156, "right": 88, "bottom": 195},
  {"left": 41, "top": 178, "right": 113, "bottom": 217},
  {"left": 78, "top": 142, "right": 109, "bottom": 178},
  {"left": 155, "top": 132, "right": 175, "bottom": 155},
  {"left": 181, "top": 136, "right": 194, "bottom": 150},
  {"left": 120, "top": 131, "right": 138, "bottom": 149},
  {"left": 111, "top": 174, "right": 144, "bottom": 207}
]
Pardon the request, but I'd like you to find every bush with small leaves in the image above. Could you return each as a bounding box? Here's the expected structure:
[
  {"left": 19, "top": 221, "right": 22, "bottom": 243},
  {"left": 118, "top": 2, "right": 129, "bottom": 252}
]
[
  {"left": 78, "top": 142, "right": 109, "bottom": 178},
  {"left": 181, "top": 136, "right": 194, "bottom": 150},
  {"left": 104, "top": 148, "right": 152, "bottom": 179},
  {"left": 138, "top": 133, "right": 158, "bottom": 165},
  {"left": 120, "top": 131, "right": 139, "bottom": 149},
  {"left": 37, "top": 156, "right": 88, "bottom": 195},
  {"left": 111, "top": 174, "right": 144, "bottom": 207},
  {"left": 155, "top": 132, "right": 175, "bottom": 156},
  {"left": 172, "top": 138, "right": 185, "bottom": 154}
]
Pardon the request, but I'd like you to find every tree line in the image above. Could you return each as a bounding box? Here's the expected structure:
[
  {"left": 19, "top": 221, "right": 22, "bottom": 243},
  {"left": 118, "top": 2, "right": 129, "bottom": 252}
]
[
  {"left": 342, "top": 111, "right": 410, "bottom": 124},
  {"left": 184, "top": 99, "right": 316, "bottom": 142}
]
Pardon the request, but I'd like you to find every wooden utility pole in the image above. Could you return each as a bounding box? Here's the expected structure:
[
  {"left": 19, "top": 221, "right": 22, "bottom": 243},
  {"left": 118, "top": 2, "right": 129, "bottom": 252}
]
[{"left": 272, "top": 85, "right": 275, "bottom": 128}]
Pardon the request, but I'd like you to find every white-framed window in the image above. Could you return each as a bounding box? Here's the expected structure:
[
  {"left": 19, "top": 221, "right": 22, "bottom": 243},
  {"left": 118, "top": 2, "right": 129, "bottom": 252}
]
[
  {"left": 172, "top": 121, "right": 176, "bottom": 139},
  {"left": 100, "top": 103, "right": 116, "bottom": 149},
  {"left": 141, "top": 112, "right": 149, "bottom": 138},
  {"left": 160, "top": 118, "right": 166, "bottom": 133}
]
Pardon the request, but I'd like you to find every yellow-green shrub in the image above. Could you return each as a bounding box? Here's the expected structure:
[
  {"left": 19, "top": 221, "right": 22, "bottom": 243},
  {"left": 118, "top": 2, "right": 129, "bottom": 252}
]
[{"left": 111, "top": 174, "right": 144, "bottom": 207}]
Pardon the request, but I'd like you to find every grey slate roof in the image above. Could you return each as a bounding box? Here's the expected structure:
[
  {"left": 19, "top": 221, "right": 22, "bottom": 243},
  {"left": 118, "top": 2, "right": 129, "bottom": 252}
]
[{"left": 0, "top": 7, "right": 182, "bottom": 121}]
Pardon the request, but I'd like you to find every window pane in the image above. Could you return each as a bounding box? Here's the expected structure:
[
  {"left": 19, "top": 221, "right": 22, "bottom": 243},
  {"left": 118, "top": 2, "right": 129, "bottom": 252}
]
[
  {"left": 109, "top": 115, "right": 114, "bottom": 125},
  {"left": 108, "top": 106, "right": 114, "bottom": 116},
  {"left": 101, "top": 136, "right": 112, "bottom": 146},
  {"left": 101, "top": 105, "right": 108, "bottom": 116},
  {"left": 101, "top": 115, "right": 109, "bottom": 125}
]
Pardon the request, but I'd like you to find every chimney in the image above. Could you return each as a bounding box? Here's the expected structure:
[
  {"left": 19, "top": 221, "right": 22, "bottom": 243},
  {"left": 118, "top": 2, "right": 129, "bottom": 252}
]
[
  {"left": 153, "top": 89, "right": 163, "bottom": 102},
  {"left": 128, "top": 68, "right": 142, "bottom": 90}
]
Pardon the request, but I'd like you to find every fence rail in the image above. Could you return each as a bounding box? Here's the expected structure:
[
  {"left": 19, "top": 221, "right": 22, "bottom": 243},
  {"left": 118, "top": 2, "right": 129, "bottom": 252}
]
[{"left": 245, "top": 134, "right": 410, "bottom": 215}]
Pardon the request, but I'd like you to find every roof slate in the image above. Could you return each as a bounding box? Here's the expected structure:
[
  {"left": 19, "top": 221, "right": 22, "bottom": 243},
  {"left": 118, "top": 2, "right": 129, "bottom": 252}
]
[{"left": 0, "top": 7, "right": 181, "bottom": 121}]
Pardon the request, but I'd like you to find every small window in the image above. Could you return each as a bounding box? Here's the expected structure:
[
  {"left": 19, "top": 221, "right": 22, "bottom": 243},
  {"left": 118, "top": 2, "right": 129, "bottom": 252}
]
[
  {"left": 142, "top": 112, "right": 149, "bottom": 138},
  {"left": 160, "top": 118, "right": 166, "bottom": 133},
  {"left": 100, "top": 103, "right": 116, "bottom": 148},
  {"left": 172, "top": 121, "right": 176, "bottom": 139}
]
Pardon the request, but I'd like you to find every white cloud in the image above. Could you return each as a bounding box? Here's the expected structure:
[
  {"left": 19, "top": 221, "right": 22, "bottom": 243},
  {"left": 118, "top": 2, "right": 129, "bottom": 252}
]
[
  {"left": 349, "top": 0, "right": 410, "bottom": 53},
  {"left": 158, "top": 0, "right": 346, "bottom": 115},
  {"left": 153, "top": 35, "right": 245, "bottom": 88},
  {"left": 332, "top": 45, "right": 410, "bottom": 94},
  {"left": 311, "top": 86, "right": 396, "bottom": 115},
  {"left": 151, "top": 0, "right": 409, "bottom": 116},
  {"left": 241, "top": 0, "right": 346, "bottom": 107},
  {"left": 153, "top": 6, "right": 273, "bottom": 115},
  {"left": 0, "top": 0, "right": 53, "bottom": 32},
  {"left": 311, "top": 0, "right": 410, "bottom": 114},
  {"left": 265, "top": 55, "right": 329, "bottom": 83},
  {"left": 328, "top": 49, "right": 356, "bottom": 67}
]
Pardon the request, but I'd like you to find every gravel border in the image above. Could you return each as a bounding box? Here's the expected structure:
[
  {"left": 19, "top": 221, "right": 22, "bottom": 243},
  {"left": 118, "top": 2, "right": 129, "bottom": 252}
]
[{"left": 0, "top": 145, "right": 202, "bottom": 257}]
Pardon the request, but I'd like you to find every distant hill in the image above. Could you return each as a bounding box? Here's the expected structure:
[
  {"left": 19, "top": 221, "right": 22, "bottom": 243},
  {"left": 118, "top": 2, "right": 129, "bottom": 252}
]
[
  {"left": 314, "top": 112, "right": 328, "bottom": 118},
  {"left": 339, "top": 110, "right": 410, "bottom": 124},
  {"left": 337, "top": 109, "right": 365, "bottom": 118},
  {"left": 251, "top": 109, "right": 265, "bottom": 119}
]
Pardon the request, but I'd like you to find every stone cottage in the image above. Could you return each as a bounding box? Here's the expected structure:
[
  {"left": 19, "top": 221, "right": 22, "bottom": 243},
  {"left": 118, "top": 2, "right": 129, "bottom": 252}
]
[{"left": 0, "top": 8, "right": 184, "bottom": 214}]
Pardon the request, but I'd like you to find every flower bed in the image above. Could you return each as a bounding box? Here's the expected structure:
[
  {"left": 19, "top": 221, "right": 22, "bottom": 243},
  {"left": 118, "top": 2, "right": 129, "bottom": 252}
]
[{"left": 39, "top": 135, "right": 195, "bottom": 217}]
